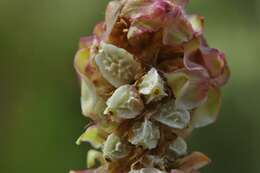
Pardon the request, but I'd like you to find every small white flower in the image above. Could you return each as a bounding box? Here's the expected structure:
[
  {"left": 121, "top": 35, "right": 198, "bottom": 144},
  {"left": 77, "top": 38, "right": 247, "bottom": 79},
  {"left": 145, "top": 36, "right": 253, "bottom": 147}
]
[
  {"left": 104, "top": 85, "right": 144, "bottom": 119},
  {"left": 138, "top": 68, "right": 168, "bottom": 103}
]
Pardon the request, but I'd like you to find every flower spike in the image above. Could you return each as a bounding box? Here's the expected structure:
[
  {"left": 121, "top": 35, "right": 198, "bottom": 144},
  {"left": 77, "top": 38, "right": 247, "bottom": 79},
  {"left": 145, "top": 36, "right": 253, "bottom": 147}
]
[{"left": 72, "top": 0, "right": 230, "bottom": 173}]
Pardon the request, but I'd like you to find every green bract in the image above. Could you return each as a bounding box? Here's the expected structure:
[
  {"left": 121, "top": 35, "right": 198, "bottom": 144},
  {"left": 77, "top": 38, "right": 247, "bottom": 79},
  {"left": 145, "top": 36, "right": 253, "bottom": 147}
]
[
  {"left": 103, "top": 133, "right": 130, "bottom": 161},
  {"left": 76, "top": 125, "right": 106, "bottom": 149},
  {"left": 188, "top": 15, "right": 204, "bottom": 35},
  {"left": 87, "top": 150, "right": 104, "bottom": 168},
  {"left": 104, "top": 85, "right": 144, "bottom": 119},
  {"left": 154, "top": 100, "right": 190, "bottom": 129},
  {"left": 95, "top": 42, "right": 142, "bottom": 88},
  {"left": 129, "top": 119, "right": 160, "bottom": 150},
  {"left": 138, "top": 68, "right": 168, "bottom": 103}
]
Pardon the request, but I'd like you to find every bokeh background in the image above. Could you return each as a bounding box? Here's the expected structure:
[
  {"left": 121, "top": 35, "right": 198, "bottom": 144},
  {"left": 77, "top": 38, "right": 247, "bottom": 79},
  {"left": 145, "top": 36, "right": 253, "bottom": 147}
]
[{"left": 1, "top": 0, "right": 260, "bottom": 172}]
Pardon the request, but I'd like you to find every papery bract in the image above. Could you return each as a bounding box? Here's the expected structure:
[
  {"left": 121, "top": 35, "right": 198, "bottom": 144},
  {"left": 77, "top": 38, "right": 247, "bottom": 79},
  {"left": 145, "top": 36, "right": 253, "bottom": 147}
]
[
  {"left": 168, "top": 137, "right": 187, "bottom": 156},
  {"left": 87, "top": 150, "right": 105, "bottom": 168},
  {"left": 95, "top": 42, "right": 142, "bottom": 88},
  {"left": 191, "top": 85, "right": 221, "bottom": 128},
  {"left": 104, "top": 84, "right": 144, "bottom": 119},
  {"left": 165, "top": 69, "right": 209, "bottom": 110},
  {"left": 184, "top": 40, "right": 230, "bottom": 86},
  {"left": 103, "top": 133, "right": 130, "bottom": 160},
  {"left": 129, "top": 119, "right": 160, "bottom": 149},
  {"left": 177, "top": 152, "right": 210, "bottom": 172},
  {"left": 105, "top": 0, "right": 124, "bottom": 38},
  {"left": 162, "top": 7, "right": 194, "bottom": 46},
  {"left": 76, "top": 125, "right": 106, "bottom": 149},
  {"left": 153, "top": 99, "right": 190, "bottom": 129},
  {"left": 80, "top": 77, "right": 107, "bottom": 120}
]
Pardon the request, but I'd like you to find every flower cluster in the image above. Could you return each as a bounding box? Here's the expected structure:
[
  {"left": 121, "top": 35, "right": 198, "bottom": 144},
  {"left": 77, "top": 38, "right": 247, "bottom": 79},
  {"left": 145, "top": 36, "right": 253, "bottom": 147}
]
[{"left": 72, "top": 0, "right": 230, "bottom": 173}]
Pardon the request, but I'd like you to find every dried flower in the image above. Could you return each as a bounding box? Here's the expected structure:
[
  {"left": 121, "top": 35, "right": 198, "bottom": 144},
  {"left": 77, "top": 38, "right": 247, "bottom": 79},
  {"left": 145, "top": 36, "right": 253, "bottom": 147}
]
[{"left": 72, "top": 0, "right": 230, "bottom": 173}]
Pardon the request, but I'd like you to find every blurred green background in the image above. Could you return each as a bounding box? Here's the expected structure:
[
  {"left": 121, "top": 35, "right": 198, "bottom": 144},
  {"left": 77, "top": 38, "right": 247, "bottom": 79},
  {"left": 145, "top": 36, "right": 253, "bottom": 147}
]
[{"left": 1, "top": 0, "right": 259, "bottom": 172}]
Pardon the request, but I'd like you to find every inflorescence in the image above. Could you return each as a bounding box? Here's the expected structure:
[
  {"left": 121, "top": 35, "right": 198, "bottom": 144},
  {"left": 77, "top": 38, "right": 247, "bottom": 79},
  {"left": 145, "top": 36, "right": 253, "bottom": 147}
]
[{"left": 72, "top": 0, "right": 230, "bottom": 173}]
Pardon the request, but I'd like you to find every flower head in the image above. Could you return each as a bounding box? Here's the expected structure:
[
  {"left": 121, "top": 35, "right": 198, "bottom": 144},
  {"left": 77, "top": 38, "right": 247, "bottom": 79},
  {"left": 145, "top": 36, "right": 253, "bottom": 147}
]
[{"left": 73, "top": 0, "right": 230, "bottom": 173}]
